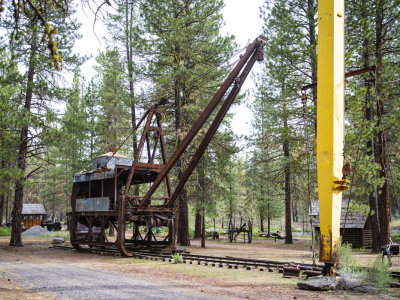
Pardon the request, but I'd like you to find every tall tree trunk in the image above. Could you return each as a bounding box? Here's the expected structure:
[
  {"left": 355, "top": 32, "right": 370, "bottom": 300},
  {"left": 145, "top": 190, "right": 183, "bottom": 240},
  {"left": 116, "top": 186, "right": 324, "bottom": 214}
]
[
  {"left": 0, "top": 194, "right": 4, "bottom": 225},
  {"left": 292, "top": 201, "right": 298, "bottom": 222},
  {"left": 125, "top": 1, "right": 139, "bottom": 196},
  {"left": 260, "top": 213, "right": 264, "bottom": 233},
  {"left": 194, "top": 210, "right": 202, "bottom": 239},
  {"left": 201, "top": 208, "right": 205, "bottom": 248},
  {"left": 174, "top": 76, "right": 190, "bottom": 246},
  {"left": 307, "top": 0, "right": 318, "bottom": 133},
  {"left": 6, "top": 189, "right": 10, "bottom": 223},
  {"left": 360, "top": 1, "right": 381, "bottom": 252},
  {"left": 284, "top": 156, "right": 292, "bottom": 244},
  {"left": 0, "top": 158, "right": 4, "bottom": 225},
  {"left": 177, "top": 165, "right": 190, "bottom": 245},
  {"left": 10, "top": 27, "right": 36, "bottom": 246},
  {"left": 283, "top": 104, "right": 292, "bottom": 244},
  {"left": 375, "top": 0, "right": 390, "bottom": 246},
  {"left": 267, "top": 202, "right": 271, "bottom": 236}
]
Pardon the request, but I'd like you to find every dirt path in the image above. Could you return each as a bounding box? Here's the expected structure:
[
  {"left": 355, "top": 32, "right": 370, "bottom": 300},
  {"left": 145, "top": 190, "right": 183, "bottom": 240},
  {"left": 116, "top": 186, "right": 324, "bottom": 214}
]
[
  {"left": 0, "top": 259, "right": 208, "bottom": 300},
  {"left": 0, "top": 236, "right": 399, "bottom": 300}
]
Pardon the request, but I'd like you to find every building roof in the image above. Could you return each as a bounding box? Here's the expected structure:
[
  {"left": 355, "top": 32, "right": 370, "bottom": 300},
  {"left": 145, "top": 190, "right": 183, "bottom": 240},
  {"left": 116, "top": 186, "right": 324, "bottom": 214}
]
[
  {"left": 22, "top": 204, "right": 46, "bottom": 215},
  {"left": 309, "top": 200, "right": 369, "bottom": 229}
]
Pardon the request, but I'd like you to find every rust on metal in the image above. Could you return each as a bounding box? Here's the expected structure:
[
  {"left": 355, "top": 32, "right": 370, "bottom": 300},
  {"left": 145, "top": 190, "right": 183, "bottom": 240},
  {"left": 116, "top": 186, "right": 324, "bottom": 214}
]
[
  {"left": 227, "top": 218, "right": 253, "bottom": 243},
  {"left": 301, "top": 65, "right": 376, "bottom": 91},
  {"left": 68, "top": 36, "right": 266, "bottom": 255}
]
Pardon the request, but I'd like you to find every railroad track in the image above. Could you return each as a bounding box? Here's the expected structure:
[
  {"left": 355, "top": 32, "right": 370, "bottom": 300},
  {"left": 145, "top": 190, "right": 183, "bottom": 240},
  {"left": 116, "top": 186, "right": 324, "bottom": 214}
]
[
  {"left": 52, "top": 245, "right": 321, "bottom": 272},
  {"left": 51, "top": 245, "right": 400, "bottom": 285}
]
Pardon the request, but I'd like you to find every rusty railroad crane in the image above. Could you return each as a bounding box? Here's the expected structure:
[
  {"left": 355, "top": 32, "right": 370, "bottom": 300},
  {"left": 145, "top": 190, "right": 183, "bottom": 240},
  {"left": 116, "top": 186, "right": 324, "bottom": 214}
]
[{"left": 69, "top": 36, "right": 266, "bottom": 256}]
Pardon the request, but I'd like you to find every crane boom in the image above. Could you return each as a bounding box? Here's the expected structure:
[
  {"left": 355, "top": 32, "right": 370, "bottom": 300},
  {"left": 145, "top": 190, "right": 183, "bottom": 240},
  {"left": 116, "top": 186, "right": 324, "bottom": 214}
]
[{"left": 138, "top": 36, "right": 266, "bottom": 208}]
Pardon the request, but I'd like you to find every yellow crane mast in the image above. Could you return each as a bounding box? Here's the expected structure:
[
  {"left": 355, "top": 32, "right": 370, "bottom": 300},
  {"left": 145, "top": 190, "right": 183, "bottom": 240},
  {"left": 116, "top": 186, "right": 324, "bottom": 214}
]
[{"left": 317, "top": 0, "right": 348, "bottom": 274}]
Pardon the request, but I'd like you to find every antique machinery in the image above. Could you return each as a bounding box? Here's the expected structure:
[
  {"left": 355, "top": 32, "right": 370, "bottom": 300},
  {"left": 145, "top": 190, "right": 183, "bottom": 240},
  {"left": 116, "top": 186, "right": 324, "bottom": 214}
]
[
  {"left": 69, "top": 36, "right": 266, "bottom": 256},
  {"left": 228, "top": 218, "right": 253, "bottom": 244}
]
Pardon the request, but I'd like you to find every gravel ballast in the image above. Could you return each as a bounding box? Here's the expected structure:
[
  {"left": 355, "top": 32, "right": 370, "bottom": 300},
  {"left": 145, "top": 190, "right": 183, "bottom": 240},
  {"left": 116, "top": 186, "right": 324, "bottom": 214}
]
[{"left": 22, "top": 225, "right": 50, "bottom": 237}]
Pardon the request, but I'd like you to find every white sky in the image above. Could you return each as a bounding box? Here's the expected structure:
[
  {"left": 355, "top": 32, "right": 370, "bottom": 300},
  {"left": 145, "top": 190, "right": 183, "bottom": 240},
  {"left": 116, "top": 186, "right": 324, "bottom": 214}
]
[
  {"left": 221, "top": 0, "right": 265, "bottom": 142},
  {"left": 73, "top": 0, "right": 265, "bottom": 144}
]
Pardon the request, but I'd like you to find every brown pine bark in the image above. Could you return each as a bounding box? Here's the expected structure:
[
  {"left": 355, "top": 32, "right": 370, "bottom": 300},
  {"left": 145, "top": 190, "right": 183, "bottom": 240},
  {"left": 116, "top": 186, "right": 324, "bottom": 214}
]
[
  {"left": 0, "top": 157, "right": 4, "bottom": 225},
  {"left": 0, "top": 194, "right": 4, "bottom": 225},
  {"left": 267, "top": 204, "right": 271, "bottom": 236},
  {"left": 375, "top": 0, "right": 390, "bottom": 246},
  {"left": 5, "top": 191, "right": 10, "bottom": 223},
  {"left": 201, "top": 209, "right": 205, "bottom": 248},
  {"left": 124, "top": 1, "right": 139, "bottom": 197},
  {"left": 260, "top": 214, "right": 264, "bottom": 233},
  {"left": 284, "top": 157, "right": 293, "bottom": 244},
  {"left": 283, "top": 111, "right": 292, "bottom": 244},
  {"left": 177, "top": 182, "right": 190, "bottom": 246},
  {"left": 10, "top": 26, "right": 37, "bottom": 246},
  {"left": 358, "top": 1, "right": 381, "bottom": 252},
  {"left": 194, "top": 210, "right": 202, "bottom": 239},
  {"left": 307, "top": 0, "right": 318, "bottom": 133},
  {"left": 174, "top": 75, "right": 190, "bottom": 246}
]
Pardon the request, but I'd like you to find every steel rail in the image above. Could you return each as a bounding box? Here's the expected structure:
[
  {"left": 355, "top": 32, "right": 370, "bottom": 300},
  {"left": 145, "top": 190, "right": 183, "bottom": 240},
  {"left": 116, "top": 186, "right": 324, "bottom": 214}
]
[{"left": 50, "top": 245, "right": 400, "bottom": 284}]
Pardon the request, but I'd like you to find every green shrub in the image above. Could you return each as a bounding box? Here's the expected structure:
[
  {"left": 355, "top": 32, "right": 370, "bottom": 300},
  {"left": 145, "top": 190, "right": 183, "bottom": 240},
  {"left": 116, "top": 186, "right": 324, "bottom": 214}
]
[
  {"left": 336, "top": 240, "right": 391, "bottom": 290},
  {"left": 391, "top": 233, "right": 400, "bottom": 241},
  {"left": 336, "top": 241, "right": 356, "bottom": 271},
  {"left": 171, "top": 253, "right": 183, "bottom": 264},
  {"left": 363, "top": 253, "right": 391, "bottom": 289},
  {"left": 0, "top": 226, "right": 12, "bottom": 236}
]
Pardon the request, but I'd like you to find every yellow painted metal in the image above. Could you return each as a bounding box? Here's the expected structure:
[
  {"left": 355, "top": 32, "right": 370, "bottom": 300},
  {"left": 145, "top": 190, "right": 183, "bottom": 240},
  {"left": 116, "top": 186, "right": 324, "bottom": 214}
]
[{"left": 317, "top": 0, "right": 346, "bottom": 263}]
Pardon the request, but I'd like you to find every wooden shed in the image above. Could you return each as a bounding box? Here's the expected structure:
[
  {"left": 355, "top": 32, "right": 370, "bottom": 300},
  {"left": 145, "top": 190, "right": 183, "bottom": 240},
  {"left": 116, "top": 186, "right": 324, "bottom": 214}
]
[
  {"left": 22, "top": 204, "right": 47, "bottom": 230},
  {"left": 309, "top": 200, "right": 372, "bottom": 249}
]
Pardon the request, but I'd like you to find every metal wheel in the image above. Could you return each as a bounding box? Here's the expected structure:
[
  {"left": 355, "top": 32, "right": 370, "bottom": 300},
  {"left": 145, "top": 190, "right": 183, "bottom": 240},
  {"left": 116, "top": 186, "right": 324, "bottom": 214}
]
[
  {"left": 247, "top": 220, "right": 253, "bottom": 244},
  {"left": 228, "top": 218, "right": 234, "bottom": 243}
]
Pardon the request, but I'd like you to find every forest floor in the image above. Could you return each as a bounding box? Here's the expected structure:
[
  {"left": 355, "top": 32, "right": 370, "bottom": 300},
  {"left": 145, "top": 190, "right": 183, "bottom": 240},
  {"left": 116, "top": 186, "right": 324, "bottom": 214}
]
[{"left": 0, "top": 234, "right": 400, "bottom": 299}]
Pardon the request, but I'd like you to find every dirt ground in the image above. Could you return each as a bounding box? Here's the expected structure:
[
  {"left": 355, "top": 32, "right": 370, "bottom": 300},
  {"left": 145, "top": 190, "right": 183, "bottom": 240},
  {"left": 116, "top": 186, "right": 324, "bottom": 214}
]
[{"left": 0, "top": 235, "right": 399, "bottom": 300}]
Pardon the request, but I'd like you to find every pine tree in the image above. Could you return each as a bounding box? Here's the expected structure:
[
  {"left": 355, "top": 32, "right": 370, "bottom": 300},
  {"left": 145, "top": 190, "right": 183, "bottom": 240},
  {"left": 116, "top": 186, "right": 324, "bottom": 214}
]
[
  {"left": 94, "top": 47, "right": 131, "bottom": 153},
  {"left": 40, "top": 69, "right": 92, "bottom": 219},
  {"left": 0, "top": 1, "right": 81, "bottom": 246},
  {"left": 105, "top": 0, "right": 142, "bottom": 176},
  {"left": 138, "top": 0, "right": 234, "bottom": 246},
  {"left": 0, "top": 48, "right": 21, "bottom": 225},
  {"left": 345, "top": 0, "right": 400, "bottom": 250}
]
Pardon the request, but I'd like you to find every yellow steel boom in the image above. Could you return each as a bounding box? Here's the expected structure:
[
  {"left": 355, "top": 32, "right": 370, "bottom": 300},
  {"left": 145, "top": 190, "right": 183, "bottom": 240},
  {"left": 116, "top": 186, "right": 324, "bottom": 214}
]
[{"left": 317, "top": 0, "right": 348, "bottom": 271}]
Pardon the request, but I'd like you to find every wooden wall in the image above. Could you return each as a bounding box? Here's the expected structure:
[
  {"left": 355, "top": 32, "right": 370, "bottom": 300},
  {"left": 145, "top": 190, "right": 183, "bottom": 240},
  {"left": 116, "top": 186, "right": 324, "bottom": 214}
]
[{"left": 22, "top": 218, "right": 41, "bottom": 230}]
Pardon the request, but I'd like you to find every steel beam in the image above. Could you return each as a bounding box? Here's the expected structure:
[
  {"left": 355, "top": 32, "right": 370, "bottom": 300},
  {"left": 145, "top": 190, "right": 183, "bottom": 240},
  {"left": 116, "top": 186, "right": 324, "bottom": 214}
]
[
  {"left": 138, "top": 36, "right": 266, "bottom": 208},
  {"left": 317, "top": 0, "right": 346, "bottom": 265}
]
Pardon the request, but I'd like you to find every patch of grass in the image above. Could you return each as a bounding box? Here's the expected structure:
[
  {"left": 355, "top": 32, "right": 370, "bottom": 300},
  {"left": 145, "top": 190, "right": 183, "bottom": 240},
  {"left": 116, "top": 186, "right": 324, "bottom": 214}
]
[
  {"left": 252, "top": 236, "right": 276, "bottom": 241},
  {"left": 52, "top": 231, "right": 70, "bottom": 239},
  {"left": 0, "top": 226, "right": 12, "bottom": 236},
  {"left": 391, "top": 233, "right": 400, "bottom": 241},
  {"left": 122, "top": 257, "right": 288, "bottom": 282}
]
